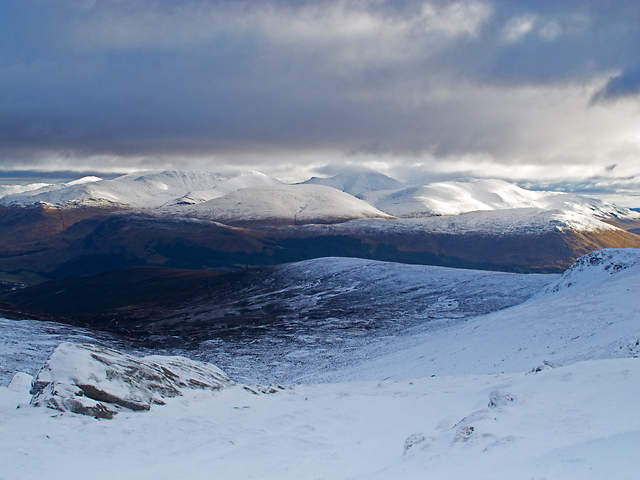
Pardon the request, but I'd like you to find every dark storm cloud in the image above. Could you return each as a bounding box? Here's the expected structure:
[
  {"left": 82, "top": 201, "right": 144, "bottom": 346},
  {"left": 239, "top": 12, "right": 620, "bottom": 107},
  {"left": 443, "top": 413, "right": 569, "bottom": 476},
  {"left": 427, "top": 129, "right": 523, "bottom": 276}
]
[{"left": 0, "top": 0, "right": 639, "bottom": 175}]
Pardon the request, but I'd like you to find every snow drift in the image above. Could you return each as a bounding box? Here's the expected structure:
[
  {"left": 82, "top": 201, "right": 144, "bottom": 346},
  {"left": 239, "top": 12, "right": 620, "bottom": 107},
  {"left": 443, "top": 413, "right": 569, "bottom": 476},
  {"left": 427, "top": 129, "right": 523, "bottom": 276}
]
[{"left": 2, "top": 357, "right": 638, "bottom": 479}]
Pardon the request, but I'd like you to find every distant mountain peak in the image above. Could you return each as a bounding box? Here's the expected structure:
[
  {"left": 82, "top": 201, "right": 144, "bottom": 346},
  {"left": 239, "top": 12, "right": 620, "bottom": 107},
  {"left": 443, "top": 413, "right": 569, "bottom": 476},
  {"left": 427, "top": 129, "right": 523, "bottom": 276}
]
[
  {"left": 300, "top": 171, "right": 403, "bottom": 197},
  {"left": 66, "top": 176, "right": 103, "bottom": 186}
]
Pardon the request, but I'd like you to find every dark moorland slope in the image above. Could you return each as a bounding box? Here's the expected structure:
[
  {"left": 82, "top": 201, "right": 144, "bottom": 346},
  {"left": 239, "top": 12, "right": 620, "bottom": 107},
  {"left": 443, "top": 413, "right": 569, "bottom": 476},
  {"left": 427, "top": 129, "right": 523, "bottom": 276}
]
[
  {"left": 1, "top": 258, "right": 552, "bottom": 340},
  {"left": 1, "top": 204, "right": 640, "bottom": 284}
]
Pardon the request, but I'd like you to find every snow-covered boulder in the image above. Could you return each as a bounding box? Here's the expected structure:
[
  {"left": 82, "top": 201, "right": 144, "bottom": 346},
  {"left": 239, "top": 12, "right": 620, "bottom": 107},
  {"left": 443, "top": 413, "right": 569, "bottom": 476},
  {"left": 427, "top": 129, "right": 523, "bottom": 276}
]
[
  {"left": 8, "top": 372, "right": 33, "bottom": 393},
  {"left": 30, "top": 343, "right": 234, "bottom": 418}
]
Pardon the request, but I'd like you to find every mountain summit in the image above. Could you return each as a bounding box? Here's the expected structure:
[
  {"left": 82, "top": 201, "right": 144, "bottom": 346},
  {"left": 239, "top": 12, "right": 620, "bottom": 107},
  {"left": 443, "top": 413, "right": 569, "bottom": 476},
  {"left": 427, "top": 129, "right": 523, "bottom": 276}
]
[{"left": 299, "top": 171, "right": 403, "bottom": 197}]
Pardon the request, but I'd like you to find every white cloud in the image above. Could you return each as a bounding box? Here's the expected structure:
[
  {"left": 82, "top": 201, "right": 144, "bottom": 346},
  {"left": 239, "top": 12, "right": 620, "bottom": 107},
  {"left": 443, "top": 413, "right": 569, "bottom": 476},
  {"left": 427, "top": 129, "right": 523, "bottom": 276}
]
[
  {"left": 502, "top": 15, "right": 537, "bottom": 43},
  {"left": 2, "top": 0, "right": 639, "bottom": 203},
  {"left": 68, "top": 1, "right": 491, "bottom": 48}
]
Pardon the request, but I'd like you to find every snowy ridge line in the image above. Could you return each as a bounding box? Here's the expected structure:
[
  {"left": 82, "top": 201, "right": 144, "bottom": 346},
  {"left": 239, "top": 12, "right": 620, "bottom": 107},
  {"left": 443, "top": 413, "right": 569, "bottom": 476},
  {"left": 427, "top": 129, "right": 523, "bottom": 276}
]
[
  {"left": 0, "top": 175, "right": 103, "bottom": 204},
  {"left": 544, "top": 247, "right": 640, "bottom": 294},
  {"left": 362, "top": 178, "right": 639, "bottom": 220},
  {"left": 299, "top": 171, "right": 403, "bottom": 197},
  {"left": 284, "top": 207, "right": 621, "bottom": 236},
  {"left": 0, "top": 182, "right": 54, "bottom": 197}
]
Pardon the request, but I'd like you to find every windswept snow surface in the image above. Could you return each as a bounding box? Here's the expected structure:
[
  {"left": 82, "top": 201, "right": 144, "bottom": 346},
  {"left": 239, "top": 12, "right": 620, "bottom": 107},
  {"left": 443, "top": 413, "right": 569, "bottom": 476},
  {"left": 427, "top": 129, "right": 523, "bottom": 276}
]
[
  {"left": 179, "top": 184, "right": 395, "bottom": 224},
  {"left": 0, "top": 248, "right": 638, "bottom": 479},
  {"left": 0, "top": 170, "right": 281, "bottom": 208}
]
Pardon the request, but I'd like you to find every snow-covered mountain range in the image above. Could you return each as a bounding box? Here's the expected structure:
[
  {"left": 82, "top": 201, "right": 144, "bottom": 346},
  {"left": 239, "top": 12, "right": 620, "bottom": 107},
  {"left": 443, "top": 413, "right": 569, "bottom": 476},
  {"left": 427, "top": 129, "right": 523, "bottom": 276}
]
[
  {"left": 0, "top": 248, "right": 638, "bottom": 479},
  {"left": 363, "top": 177, "right": 633, "bottom": 220},
  {"left": 2, "top": 170, "right": 637, "bottom": 230},
  {"left": 1, "top": 170, "right": 638, "bottom": 282}
]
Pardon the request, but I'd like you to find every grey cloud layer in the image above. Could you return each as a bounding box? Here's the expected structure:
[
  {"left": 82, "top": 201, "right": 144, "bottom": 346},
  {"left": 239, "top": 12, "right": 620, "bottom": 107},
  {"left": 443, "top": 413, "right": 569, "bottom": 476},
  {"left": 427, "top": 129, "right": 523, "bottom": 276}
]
[{"left": 1, "top": 0, "right": 639, "bottom": 178}]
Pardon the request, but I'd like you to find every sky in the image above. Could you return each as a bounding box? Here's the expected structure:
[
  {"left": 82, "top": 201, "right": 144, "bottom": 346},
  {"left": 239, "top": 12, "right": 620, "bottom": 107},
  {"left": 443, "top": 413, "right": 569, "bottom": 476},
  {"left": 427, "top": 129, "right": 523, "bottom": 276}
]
[{"left": 1, "top": 0, "right": 639, "bottom": 205}]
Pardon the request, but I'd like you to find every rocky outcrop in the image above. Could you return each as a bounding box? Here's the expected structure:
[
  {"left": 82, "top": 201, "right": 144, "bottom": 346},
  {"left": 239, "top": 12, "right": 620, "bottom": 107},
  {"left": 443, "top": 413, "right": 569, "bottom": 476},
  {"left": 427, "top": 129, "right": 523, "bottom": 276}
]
[{"left": 30, "top": 343, "right": 234, "bottom": 418}]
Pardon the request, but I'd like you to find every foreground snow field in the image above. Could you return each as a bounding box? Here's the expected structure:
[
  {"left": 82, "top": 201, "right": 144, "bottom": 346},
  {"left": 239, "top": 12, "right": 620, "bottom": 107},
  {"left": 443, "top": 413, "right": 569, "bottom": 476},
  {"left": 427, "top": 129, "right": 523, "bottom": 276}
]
[
  {"left": 0, "top": 248, "right": 638, "bottom": 479},
  {"left": 1, "top": 359, "right": 638, "bottom": 479}
]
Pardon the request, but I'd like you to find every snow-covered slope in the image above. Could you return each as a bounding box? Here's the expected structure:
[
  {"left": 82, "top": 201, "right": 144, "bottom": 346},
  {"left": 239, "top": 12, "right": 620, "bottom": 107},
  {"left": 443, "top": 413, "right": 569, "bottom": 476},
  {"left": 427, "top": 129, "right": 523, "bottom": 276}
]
[
  {"left": 296, "top": 206, "right": 621, "bottom": 236},
  {"left": 300, "top": 171, "right": 403, "bottom": 197},
  {"left": 0, "top": 176, "right": 102, "bottom": 201},
  {"left": 0, "top": 171, "right": 281, "bottom": 209},
  {"left": 0, "top": 182, "right": 53, "bottom": 198},
  {"left": 178, "top": 184, "right": 395, "bottom": 225},
  {"left": 164, "top": 171, "right": 282, "bottom": 206},
  {"left": 365, "top": 178, "right": 639, "bottom": 221},
  {"left": 314, "top": 248, "right": 640, "bottom": 382},
  {"left": 544, "top": 247, "right": 640, "bottom": 293},
  {"left": 0, "top": 260, "right": 553, "bottom": 386},
  {"left": 2, "top": 356, "right": 637, "bottom": 480}
]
